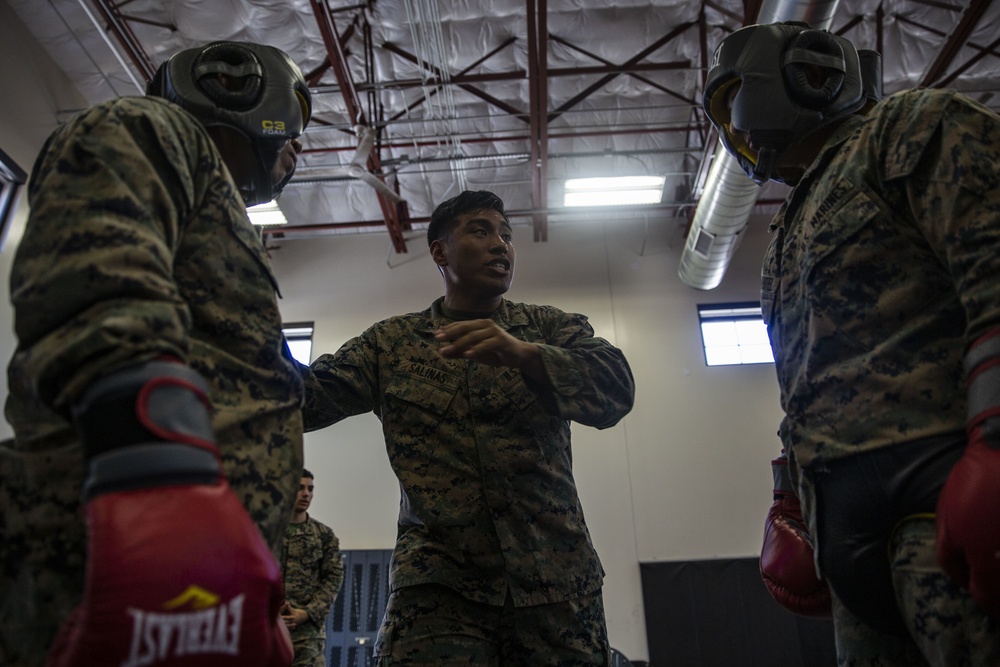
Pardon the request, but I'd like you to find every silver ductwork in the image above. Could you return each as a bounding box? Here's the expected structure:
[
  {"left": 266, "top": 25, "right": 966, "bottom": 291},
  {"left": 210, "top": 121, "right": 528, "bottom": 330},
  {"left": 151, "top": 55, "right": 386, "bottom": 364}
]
[
  {"left": 678, "top": 0, "right": 841, "bottom": 290},
  {"left": 677, "top": 148, "right": 759, "bottom": 288}
]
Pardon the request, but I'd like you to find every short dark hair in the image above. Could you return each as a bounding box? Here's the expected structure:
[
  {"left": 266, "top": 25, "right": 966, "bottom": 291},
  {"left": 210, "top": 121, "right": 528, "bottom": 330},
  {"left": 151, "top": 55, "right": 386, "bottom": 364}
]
[
  {"left": 302, "top": 468, "right": 314, "bottom": 479},
  {"left": 427, "top": 190, "right": 509, "bottom": 246}
]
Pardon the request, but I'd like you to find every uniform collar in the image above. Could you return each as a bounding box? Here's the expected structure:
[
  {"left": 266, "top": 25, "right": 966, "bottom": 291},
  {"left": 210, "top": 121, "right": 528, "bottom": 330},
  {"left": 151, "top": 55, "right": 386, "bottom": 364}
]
[{"left": 420, "top": 296, "right": 529, "bottom": 332}]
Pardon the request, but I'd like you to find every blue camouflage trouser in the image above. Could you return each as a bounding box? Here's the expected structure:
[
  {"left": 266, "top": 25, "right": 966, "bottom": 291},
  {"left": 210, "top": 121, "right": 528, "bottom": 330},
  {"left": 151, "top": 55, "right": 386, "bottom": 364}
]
[
  {"left": 831, "top": 517, "right": 1000, "bottom": 666},
  {"left": 373, "top": 583, "right": 610, "bottom": 666}
]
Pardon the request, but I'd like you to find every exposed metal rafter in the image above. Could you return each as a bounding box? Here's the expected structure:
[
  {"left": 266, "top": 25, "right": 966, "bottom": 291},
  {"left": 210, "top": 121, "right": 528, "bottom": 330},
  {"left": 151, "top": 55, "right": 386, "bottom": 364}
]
[
  {"left": 87, "top": 0, "right": 156, "bottom": 82},
  {"left": 920, "top": 0, "right": 992, "bottom": 86},
  {"left": 309, "top": 0, "right": 410, "bottom": 253},
  {"left": 526, "top": 0, "right": 549, "bottom": 241},
  {"left": 14, "top": 0, "right": 991, "bottom": 248}
]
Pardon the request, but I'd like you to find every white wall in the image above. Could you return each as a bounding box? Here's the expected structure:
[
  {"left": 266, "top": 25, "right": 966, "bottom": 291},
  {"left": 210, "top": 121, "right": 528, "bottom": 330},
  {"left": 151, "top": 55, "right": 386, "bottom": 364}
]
[
  {"left": 0, "top": 2, "right": 786, "bottom": 659},
  {"left": 268, "top": 215, "right": 784, "bottom": 661}
]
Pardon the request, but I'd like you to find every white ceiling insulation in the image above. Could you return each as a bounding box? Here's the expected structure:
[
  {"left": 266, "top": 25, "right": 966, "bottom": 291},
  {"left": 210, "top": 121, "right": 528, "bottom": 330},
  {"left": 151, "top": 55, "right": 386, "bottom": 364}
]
[{"left": 6, "top": 0, "right": 1000, "bottom": 280}]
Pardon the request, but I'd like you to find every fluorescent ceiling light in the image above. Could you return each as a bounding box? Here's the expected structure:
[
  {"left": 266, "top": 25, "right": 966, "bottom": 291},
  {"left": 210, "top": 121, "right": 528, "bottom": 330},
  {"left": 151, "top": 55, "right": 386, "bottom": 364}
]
[
  {"left": 247, "top": 199, "right": 288, "bottom": 226},
  {"left": 563, "top": 176, "right": 665, "bottom": 207}
]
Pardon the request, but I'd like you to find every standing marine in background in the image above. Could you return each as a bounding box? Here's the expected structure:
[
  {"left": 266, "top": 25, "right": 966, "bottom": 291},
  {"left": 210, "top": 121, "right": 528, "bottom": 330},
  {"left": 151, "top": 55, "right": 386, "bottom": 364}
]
[{"left": 281, "top": 469, "right": 345, "bottom": 667}]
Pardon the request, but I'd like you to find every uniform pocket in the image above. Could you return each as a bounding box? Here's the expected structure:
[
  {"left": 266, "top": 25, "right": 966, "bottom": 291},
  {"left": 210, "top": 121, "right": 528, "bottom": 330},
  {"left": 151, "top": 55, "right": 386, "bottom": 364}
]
[
  {"left": 495, "top": 367, "right": 535, "bottom": 411},
  {"left": 383, "top": 365, "right": 459, "bottom": 425},
  {"left": 372, "top": 618, "right": 395, "bottom": 663},
  {"left": 381, "top": 365, "right": 461, "bottom": 462},
  {"left": 228, "top": 212, "right": 282, "bottom": 295},
  {"left": 797, "top": 183, "right": 881, "bottom": 285}
]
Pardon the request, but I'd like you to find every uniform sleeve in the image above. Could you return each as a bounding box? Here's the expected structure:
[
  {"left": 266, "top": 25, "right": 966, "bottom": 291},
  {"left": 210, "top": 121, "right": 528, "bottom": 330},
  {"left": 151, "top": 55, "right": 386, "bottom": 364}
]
[
  {"left": 8, "top": 98, "right": 216, "bottom": 412},
  {"left": 304, "top": 524, "right": 344, "bottom": 626},
  {"left": 890, "top": 92, "right": 1000, "bottom": 342},
  {"left": 527, "top": 308, "right": 635, "bottom": 429},
  {"left": 301, "top": 328, "right": 381, "bottom": 431}
]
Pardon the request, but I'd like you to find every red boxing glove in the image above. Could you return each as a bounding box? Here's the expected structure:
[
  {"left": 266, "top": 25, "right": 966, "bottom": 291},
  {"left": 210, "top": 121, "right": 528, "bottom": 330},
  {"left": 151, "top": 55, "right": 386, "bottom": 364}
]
[
  {"left": 49, "top": 480, "right": 293, "bottom": 667},
  {"left": 48, "top": 361, "right": 293, "bottom": 667},
  {"left": 759, "top": 451, "right": 832, "bottom": 618},
  {"left": 937, "top": 330, "right": 1000, "bottom": 617}
]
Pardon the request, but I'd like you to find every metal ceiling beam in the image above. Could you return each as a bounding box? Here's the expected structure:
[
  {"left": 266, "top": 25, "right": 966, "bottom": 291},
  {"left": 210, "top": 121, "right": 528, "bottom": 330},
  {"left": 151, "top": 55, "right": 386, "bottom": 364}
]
[
  {"left": 549, "top": 35, "right": 698, "bottom": 105},
  {"left": 385, "top": 36, "right": 519, "bottom": 121},
  {"left": 302, "top": 123, "right": 708, "bottom": 155},
  {"left": 920, "top": 0, "right": 992, "bottom": 86},
  {"left": 20, "top": 0, "right": 998, "bottom": 248},
  {"left": 88, "top": 0, "right": 156, "bottom": 81},
  {"left": 309, "top": 0, "right": 408, "bottom": 253},
  {"left": 263, "top": 200, "right": 701, "bottom": 239},
  {"left": 381, "top": 41, "right": 527, "bottom": 120},
  {"left": 357, "top": 60, "right": 695, "bottom": 90},
  {"left": 549, "top": 21, "right": 698, "bottom": 122},
  {"left": 378, "top": 44, "right": 695, "bottom": 121},
  {"left": 537, "top": 0, "right": 549, "bottom": 242},
  {"left": 526, "top": 0, "right": 549, "bottom": 241},
  {"left": 937, "top": 32, "right": 1000, "bottom": 87},
  {"left": 896, "top": 15, "right": 1000, "bottom": 61}
]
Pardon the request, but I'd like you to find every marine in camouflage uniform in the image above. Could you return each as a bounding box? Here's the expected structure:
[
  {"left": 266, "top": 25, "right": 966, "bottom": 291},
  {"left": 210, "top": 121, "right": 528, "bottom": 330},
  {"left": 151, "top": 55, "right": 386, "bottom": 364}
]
[
  {"left": 303, "top": 191, "right": 634, "bottom": 666},
  {"left": 0, "top": 94, "right": 305, "bottom": 666},
  {"left": 280, "top": 472, "right": 345, "bottom": 667},
  {"left": 703, "top": 22, "right": 1000, "bottom": 666},
  {"left": 761, "top": 86, "right": 1000, "bottom": 665}
]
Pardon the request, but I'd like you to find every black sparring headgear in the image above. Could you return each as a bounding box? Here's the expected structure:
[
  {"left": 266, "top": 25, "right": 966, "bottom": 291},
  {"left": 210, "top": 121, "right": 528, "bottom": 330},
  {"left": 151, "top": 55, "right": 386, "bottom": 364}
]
[
  {"left": 703, "top": 22, "right": 882, "bottom": 185},
  {"left": 147, "top": 41, "right": 312, "bottom": 206}
]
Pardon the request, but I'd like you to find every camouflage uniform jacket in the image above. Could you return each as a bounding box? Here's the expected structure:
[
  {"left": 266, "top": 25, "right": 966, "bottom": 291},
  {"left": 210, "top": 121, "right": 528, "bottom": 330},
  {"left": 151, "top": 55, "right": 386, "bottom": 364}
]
[
  {"left": 762, "top": 88, "right": 1000, "bottom": 475},
  {"left": 3, "top": 96, "right": 305, "bottom": 557},
  {"left": 303, "top": 297, "right": 634, "bottom": 607},
  {"left": 280, "top": 516, "right": 344, "bottom": 637}
]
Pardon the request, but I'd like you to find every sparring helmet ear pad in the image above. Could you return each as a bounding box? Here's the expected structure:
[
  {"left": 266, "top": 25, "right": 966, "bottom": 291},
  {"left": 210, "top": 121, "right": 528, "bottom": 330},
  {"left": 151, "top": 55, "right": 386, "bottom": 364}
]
[
  {"left": 782, "top": 31, "right": 847, "bottom": 109},
  {"left": 192, "top": 43, "right": 263, "bottom": 111}
]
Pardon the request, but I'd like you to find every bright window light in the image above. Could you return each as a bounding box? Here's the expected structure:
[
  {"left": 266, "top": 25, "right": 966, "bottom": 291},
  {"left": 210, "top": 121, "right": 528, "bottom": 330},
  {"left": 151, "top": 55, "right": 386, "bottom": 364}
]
[
  {"left": 563, "top": 176, "right": 665, "bottom": 207},
  {"left": 0, "top": 146, "right": 27, "bottom": 250},
  {"left": 248, "top": 199, "right": 289, "bottom": 226},
  {"left": 698, "top": 303, "right": 774, "bottom": 367},
  {"left": 283, "top": 322, "right": 314, "bottom": 364}
]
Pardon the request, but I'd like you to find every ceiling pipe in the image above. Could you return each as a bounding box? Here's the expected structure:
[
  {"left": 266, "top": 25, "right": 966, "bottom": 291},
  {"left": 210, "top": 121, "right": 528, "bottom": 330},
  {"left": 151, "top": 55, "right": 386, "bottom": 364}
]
[{"left": 678, "top": 0, "right": 840, "bottom": 290}]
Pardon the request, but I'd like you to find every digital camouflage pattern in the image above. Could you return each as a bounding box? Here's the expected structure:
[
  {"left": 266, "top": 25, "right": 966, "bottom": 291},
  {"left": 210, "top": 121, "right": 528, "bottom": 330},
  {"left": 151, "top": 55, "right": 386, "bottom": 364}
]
[
  {"left": 0, "top": 96, "right": 305, "bottom": 666},
  {"left": 289, "top": 642, "right": 324, "bottom": 667},
  {"left": 303, "top": 297, "right": 634, "bottom": 608},
  {"left": 373, "top": 583, "right": 610, "bottom": 666},
  {"left": 281, "top": 516, "right": 344, "bottom": 666},
  {"left": 763, "top": 88, "right": 1000, "bottom": 472},
  {"left": 831, "top": 518, "right": 999, "bottom": 667},
  {"left": 761, "top": 88, "right": 1000, "bottom": 663}
]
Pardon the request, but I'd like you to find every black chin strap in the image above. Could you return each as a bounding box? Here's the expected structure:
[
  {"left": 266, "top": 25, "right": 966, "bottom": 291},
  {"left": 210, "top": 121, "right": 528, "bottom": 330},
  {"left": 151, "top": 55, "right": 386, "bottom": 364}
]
[{"left": 751, "top": 147, "right": 777, "bottom": 185}]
